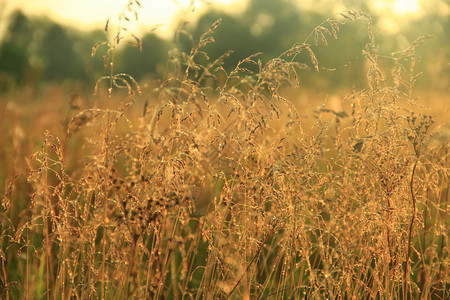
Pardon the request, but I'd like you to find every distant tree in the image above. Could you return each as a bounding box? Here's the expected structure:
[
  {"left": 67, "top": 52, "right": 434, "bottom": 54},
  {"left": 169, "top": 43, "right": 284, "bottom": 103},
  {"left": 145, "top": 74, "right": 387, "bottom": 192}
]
[
  {"left": 0, "top": 41, "right": 29, "bottom": 85},
  {"left": 116, "top": 33, "right": 170, "bottom": 81},
  {"left": 39, "top": 23, "right": 88, "bottom": 82},
  {"left": 401, "top": 13, "right": 450, "bottom": 90},
  {"left": 184, "top": 0, "right": 310, "bottom": 71},
  {"left": 0, "top": 9, "right": 110, "bottom": 90},
  {"left": 184, "top": 11, "right": 256, "bottom": 72},
  {"left": 1, "top": 2, "right": 446, "bottom": 92},
  {"left": 243, "top": 0, "right": 303, "bottom": 55},
  {"left": 0, "top": 11, "right": 32, "bottom": 86},
  {"left": 184, "top": 0, "right": 370, "bottom": 89},
  {"left": 2, "top": 10, "right": 35, "bottom": 44},
  {"left": 74, "top": 29, "right": 109, "bottom": 85}
]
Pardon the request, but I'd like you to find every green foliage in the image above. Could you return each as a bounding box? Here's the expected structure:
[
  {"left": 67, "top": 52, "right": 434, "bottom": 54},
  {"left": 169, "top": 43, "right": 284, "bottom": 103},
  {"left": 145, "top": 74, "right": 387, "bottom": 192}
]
[
  {"left": 0, "top": 42, "right": 29, "bottom": 85},
  {"left": 39, "top": 24, "right": 88, "bottom": 82},
  {"left": 0, "top": 10, "right": 108, "bottom": 90},
  {"left": 117, "top": 34, "right": 170, "bottom": 81},
  {"left": 0, "top": 11, "right": 32, "bottom": 87}
]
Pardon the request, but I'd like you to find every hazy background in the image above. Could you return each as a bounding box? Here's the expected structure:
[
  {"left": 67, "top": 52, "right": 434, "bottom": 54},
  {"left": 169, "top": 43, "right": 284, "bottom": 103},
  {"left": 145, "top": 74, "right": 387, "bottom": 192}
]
[{"left": 0, "top": 0, "right": 448, "bottom": 93}]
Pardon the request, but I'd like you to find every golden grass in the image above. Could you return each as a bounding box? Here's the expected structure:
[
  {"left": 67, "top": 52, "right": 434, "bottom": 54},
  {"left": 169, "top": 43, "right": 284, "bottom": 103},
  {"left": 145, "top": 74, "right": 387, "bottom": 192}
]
[{"left": 0, "top": 3, "right": 448, "bottom": 299}]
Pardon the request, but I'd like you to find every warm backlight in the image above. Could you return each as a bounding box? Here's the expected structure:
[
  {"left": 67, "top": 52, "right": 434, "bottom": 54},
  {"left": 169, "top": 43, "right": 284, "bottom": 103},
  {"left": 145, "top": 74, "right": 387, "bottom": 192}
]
[{"left": 393, "top": 0, "right": 420, "bottom": 15}]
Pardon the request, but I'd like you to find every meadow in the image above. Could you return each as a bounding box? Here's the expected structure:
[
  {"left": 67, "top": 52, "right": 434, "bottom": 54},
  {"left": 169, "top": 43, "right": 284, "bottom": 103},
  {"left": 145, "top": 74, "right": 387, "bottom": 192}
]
[{"left": 0, "top": 2, "right": 448, "bottom": 299}]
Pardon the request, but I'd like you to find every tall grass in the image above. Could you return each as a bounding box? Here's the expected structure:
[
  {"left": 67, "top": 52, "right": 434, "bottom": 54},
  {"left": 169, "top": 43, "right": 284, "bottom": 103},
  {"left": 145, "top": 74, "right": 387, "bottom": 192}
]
[{"left": 1, "top": 2, "right": 448, "bottom": 299}]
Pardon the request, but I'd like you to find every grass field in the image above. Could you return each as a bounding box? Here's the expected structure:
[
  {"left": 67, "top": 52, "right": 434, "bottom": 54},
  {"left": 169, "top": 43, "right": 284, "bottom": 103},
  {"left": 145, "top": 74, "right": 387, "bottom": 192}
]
[{"left": 0, "top": 4, "right": 448, "bottom": 299}]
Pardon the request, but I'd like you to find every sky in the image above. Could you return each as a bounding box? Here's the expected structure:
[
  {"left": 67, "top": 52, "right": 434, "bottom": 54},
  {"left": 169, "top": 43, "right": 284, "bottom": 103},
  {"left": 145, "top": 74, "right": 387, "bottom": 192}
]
[
  {"left": 0, "top": 0, "right": 245, "bottom": 37},
  {"left": 0, "top": 0, "right": 448, "bottom": 38}
]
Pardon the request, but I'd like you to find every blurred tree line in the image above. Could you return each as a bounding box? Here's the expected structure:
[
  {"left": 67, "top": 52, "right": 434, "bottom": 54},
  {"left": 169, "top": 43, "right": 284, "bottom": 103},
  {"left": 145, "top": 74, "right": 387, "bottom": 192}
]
[{"left": 0, "top": 0, "right": 448, "bottom": 93}]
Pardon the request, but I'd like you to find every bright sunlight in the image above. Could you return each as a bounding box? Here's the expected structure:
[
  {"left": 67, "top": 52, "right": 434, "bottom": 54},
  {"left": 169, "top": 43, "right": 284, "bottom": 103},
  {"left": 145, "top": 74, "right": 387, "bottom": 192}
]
[{"left": 393, "top": 0, "right": 420, "bottom": 15}]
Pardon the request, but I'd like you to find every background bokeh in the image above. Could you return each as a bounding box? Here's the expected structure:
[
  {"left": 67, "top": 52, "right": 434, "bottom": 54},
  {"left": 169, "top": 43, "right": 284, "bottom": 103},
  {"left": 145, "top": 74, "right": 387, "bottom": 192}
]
[{"left": 0, "top": 0, "right": 448, "bottom": 94}]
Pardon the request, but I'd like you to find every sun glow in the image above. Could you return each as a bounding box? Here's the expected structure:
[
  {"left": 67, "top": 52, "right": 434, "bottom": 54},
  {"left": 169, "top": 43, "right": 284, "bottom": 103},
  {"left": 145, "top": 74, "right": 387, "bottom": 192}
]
[
  {"left": 372, "top": 0, "right": 422, "bottom": 16},
  {"left": 371, "top": 0, "right": 424, "bottom": 34},
  {"left": 393, "top": 0, "right": 420, "bottom": 15},
  {"left": 2, "top": 0, "right": 242, "bottom": 36}
]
